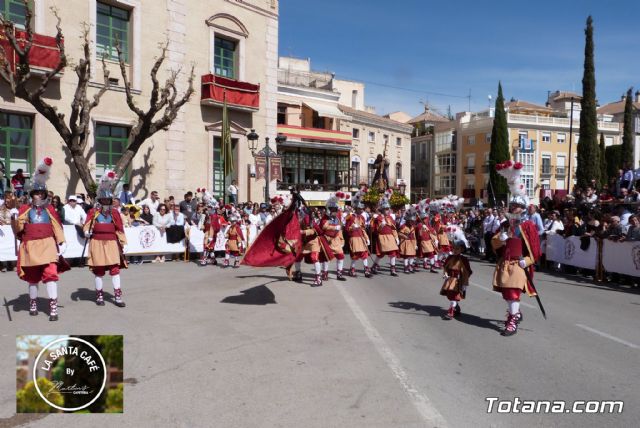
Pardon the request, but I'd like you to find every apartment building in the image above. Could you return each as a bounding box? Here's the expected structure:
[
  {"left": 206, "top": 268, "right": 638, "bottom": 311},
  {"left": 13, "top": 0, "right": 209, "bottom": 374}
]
[{"left": 0, "top": 0, "right": 280, "bottom": 202}]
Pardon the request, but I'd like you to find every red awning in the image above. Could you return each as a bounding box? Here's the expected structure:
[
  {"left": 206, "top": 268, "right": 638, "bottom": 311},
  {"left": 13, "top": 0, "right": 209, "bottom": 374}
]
[{"left": 201, "top": 74, "right": 260, "bottom": 110}]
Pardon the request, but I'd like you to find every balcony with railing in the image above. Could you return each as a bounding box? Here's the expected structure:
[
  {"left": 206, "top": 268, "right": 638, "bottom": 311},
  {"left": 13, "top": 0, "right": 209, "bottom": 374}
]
[
  {"left": 555, "top": 166, "right": 567, "bottom": 177},
  {"left": 201, "top": 74, "right": 260, "bottom": 111},
  {"left": 508, "top": 113, "right": 620, "bottom": 131},
  {"left": 540, "top": 165, "right": 552, "bottom": 177},
  {"left": 464, "top": 167, "right": 475, "bottom": 174},
  {"left": 0, "top": 28, "right": 64, "bottom": 75}
]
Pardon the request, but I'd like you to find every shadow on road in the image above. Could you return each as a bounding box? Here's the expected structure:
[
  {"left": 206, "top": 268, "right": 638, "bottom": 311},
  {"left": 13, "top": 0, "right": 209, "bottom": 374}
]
[
  {"left": 388, "top": 301, "right": 503, "bottom": 332},
  {"left": 70, "top": 288, "right": 118, "bottom": 305},
  {"left": 221, "top": 285, "right": 277, "bottom": 305},
  {"left": 4, "top": 294, "right": 65, "bottom": 316}
]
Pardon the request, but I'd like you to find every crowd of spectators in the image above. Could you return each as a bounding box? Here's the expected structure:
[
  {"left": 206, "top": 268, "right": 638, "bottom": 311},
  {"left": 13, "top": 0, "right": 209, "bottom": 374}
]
[{"left": 0, "top": 185, "right": 285, "bottom": 270}]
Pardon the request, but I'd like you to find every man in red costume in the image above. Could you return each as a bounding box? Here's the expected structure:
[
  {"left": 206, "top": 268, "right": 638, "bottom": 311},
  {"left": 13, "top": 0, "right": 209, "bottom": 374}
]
[
  {"left": 16, "top": 158, "right": 67, "bottom": 321},
  {"left": 371, "top": 196, "right": 399, "bottom": 276},
  {"left": 200, "top": 190, "right": 221, "bottom": 266},
  {"left": 320, "top": 193, "right": 347, "bottom": 281},
  {"left": 223, "top": 214, "right": 245, "bottom": 268},
  {"left": 345, "top": 191, "right": 371, "bottom": 278},
  {"left": 491, "top": 160, "right": 541, "bottom": 336},
  {"left": 84, "top": 171, "right": 127, "bottom": 307}
]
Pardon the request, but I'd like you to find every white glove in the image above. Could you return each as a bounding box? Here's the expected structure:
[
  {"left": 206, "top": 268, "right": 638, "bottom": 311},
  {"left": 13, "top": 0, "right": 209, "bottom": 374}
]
[
  {"left": 335, "top": 225, "right": 341, "bottom": 231},
  {"left": 395, "top": 238, "right": 400, "bottom": 246},
  {"left": 442, "top": 273, "right": 449, "bottom": 279},
  {"left": 518, "top": 259, "right": 527, "bottom": 269},
  {"left": 57, "top": 243, "right": 67, "bottom": 256},
  {"left": 499, "top": 232, "right": 509, "bottom": 242},
  {"left": 85, "top": 231, "right": 92, "bottom": 238},
  {"left": 122, "top": 245, "right": 128, "bottom": 254},
  {"left": 380, "top": 220, "right": 386, "bottom": 226}
]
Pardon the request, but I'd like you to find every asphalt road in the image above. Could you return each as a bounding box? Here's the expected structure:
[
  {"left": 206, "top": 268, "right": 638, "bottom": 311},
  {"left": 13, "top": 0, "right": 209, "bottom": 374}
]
[{"left": 0, "top": 256, "right": 638, "bottom": 427}]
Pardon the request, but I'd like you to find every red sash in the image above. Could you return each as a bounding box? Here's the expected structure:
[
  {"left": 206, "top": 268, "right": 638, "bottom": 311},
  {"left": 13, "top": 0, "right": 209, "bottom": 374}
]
[
  {"left": 23, "top": 223, "right": 54, "bottom": 241},
  {"left": 503, "top": 237, "right": 523, "bottom": 260},
  {"left": 92, "top": 223, "right": 117, "bottom": 241}
]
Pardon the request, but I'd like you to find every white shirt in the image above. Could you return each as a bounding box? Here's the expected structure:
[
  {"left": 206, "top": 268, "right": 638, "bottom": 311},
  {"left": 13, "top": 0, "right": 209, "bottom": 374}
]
[
  {"left": 491, "top": 216, "right": 504, "bottom": 233},
  {"left": 483, "top": 215, "right": 495, "bottom": 234},
  {"left": 153, "top": 212, "right": 174, "bottom": 228},
  {"left": 544, "top": 219, "right": 564, "bottom": 234},
  {"left": 248, "top": 213, "right": 262, "bottom": 227},
  {"left": 63, "top": 203, "right": 87, "bottom": 225},
  {"left": 140, "top": 198, "right": 160, "bottom": 215},
  {"left": 171, "top": 211, "right": 186, "bottom": 226},
  {"left": 227, "top": 185, "right": 238, "bottom": 196}
]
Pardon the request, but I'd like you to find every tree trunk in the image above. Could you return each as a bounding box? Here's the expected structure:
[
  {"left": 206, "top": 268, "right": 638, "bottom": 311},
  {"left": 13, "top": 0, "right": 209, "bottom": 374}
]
[{"left": 72, "top": 152, "right": 96, "bottom": 196}]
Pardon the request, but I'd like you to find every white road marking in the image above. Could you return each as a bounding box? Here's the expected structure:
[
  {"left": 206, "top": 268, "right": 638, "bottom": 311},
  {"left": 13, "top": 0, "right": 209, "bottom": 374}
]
[
  {"left": 335, "top": 284, "right": 448, "bottom": 428},
  {"left": 575, "top": 324, "right": 639, "bottom": 350},
  {"left": 469, "top": 281, "right": 536, "bottom": 309}
]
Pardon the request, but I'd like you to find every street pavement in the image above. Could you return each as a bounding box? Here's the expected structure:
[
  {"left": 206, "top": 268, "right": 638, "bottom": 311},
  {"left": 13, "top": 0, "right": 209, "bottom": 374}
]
[{"left": 0, "top": 256, "right": 638, "bottom": 427}]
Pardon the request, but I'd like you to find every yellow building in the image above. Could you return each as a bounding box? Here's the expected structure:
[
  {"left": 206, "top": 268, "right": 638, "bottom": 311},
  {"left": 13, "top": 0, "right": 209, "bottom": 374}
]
[
  {"left": 457, "top": 92, "right": 621, "bottom": 204},
  {"left": 0, "top": 0, "right": 280, "bottom": 202}
]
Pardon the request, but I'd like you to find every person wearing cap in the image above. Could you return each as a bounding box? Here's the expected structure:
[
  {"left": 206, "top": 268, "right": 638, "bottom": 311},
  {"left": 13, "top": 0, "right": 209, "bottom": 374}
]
[
  {"left": 370, "top": 196, "right": 400, "bottom": 276},
  {"left": 84, "top": 171, "right": 128, "bottom": 307},
  {"left": 440, "top": 240, "right": 473, "bottom": 320},
  {"left": 345, "top": 191, "right": 372, "bottom": 278},
  {"left": 491, "top": 160, "right": 542, "bottom": 337},
  {"left": 223, "top": 214, "right": 245, "bottom": 268},
  {"left": 15, "top": 158, "right": 67, "bottom": 321},
  {"left": 398, "top": 209, "right": 418, "bottom": 274},
  {"left": 63, "top": 195, "right": 87, "bottom": 226},
  {"left": 320, "top": 194, "right": 347, "bottom": 281},
  {"left": 417, "top": 213, "right": 439, "bottom": 273}
]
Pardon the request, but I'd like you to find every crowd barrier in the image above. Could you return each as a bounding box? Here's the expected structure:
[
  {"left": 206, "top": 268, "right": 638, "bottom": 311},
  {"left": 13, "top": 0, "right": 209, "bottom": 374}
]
[
  {"left": 0, "top": 224, "right": 259, "bottom": 262},
  {"left": 545, "top": 233, "right": 640, "bottom": 277}
]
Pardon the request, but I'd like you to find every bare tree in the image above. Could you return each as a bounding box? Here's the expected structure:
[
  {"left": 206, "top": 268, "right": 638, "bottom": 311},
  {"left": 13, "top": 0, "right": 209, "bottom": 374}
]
[{"left": 0, "top": 1, "right": 194, "bottom": 194}]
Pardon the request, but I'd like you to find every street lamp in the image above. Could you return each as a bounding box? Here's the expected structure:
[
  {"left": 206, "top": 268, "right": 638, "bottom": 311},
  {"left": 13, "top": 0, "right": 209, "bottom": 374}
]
[
  {"left": 246, "top": 129, "right": 287, "bottom": 203},
  {"left": 398, "top": 181, "right": 406, "bottom": 195}
]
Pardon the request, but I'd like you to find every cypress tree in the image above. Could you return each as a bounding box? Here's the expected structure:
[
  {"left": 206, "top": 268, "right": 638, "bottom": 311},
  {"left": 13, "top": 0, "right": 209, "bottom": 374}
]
[
  {"left": 599, "top": 132, "right": 607, "bottom": 189},
  {"left": 488, "top": 82, "right": 510, "bottom": 206},
  {"left": 576, "top": 16, "right": 600, "bottom": 189},
  {"left": 621, "top": 87, "right": 634, "bottom": 164}
]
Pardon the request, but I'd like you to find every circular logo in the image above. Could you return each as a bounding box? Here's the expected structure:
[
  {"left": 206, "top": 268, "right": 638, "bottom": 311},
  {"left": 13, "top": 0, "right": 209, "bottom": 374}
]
[
  {"left": 139, "top": 227, "right": 157, "bottom": 249},
  {"left": 33, "top": 337, "right": 107, "bottom": 412},
  {"left": 564, "top": 240, "right": 576, "bottom": 260}
]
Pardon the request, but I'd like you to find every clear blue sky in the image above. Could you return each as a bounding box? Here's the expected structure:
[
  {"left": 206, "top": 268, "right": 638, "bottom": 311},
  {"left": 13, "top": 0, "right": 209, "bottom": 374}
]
[{"left": 279, "top": 0, "right": 640, "bottom": 118}]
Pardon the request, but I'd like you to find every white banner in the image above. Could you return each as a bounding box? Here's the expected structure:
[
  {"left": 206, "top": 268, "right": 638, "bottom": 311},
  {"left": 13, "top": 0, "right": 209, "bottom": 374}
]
[
  {"left": 602, "top": 240, "right": 640, "bottom": 277},
  {"left": 545, "top": 234, "right": 598, "bottom": 270},
  {"left": 0, "top": 224, "right": 263, "bottom": 261}
]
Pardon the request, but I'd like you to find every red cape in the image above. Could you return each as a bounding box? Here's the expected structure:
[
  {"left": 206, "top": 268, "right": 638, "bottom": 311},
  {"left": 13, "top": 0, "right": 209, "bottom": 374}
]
[{"left": 241, "top": 205, "right": 302, "bottom": 267}]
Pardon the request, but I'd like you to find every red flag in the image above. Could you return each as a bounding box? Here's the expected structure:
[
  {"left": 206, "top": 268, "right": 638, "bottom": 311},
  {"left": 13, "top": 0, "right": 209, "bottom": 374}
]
[{"left": 242, "top": 206, "right": 302, "bottom": 267}]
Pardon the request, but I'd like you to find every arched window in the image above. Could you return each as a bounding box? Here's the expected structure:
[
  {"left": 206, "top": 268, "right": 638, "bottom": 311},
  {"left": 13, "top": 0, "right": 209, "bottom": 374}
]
[
  {"left": 206, "top": 13, "right": 249, "bottom": 80},
  {"left": 395, "top": 162, "right": 402, "bottom": 180}
]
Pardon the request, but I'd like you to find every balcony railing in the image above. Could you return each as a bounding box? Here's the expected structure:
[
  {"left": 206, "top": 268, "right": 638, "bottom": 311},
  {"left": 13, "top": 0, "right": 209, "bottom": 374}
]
[
  {"left": 555, "top": 167, "right": 566, "bottom": 176},
  {"left": 0, "top": 29, "right": 63, "bottom": 74},
  {"left": 508, "top": 113, "right": 620, "bottom": 131},
  {"left": 464, "top": 167, "right": 475, "bottom": 174},
  {"left": 201, "top": 74, "right": 260, "bottom": 111},
  {"left": 277, "top": 124, "right": 351, "bottom": 145},
  {"left": 541, "top": 165, "right": 552, "bottom": 176}
]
